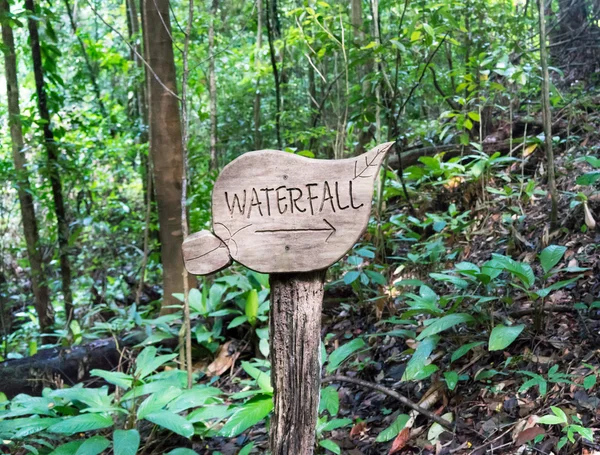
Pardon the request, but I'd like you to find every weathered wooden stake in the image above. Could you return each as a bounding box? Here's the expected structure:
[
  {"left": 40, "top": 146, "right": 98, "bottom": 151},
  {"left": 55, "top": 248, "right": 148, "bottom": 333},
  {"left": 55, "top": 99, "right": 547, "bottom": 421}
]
[{"left": 269, "top": 271, "right": 325, "bottom": 455}]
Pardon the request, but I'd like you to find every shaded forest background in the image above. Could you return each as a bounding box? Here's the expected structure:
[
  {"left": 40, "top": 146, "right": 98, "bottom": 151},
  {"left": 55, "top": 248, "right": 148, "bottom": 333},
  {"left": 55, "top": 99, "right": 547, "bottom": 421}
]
[{"left": 1, "top": 0, "right": 600, "bottom": 453}]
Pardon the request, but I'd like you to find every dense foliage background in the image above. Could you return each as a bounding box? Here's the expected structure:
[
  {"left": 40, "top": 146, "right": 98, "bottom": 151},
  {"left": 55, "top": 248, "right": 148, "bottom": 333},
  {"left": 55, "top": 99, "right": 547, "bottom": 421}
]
[{"left": 1, "top": 0, "right": 600, "bottom": 453}]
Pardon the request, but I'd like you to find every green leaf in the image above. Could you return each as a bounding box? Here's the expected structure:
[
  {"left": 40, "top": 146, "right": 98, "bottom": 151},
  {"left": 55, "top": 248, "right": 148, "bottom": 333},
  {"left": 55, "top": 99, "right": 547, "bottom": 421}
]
[
  {"left": 245, "top": 289, "right": 259, "bottom": 326},
  {"left": 219, "top": 395, "right": 273, "bottom": 437},
  {"left": 538, "top": 407, "right": 567, "bottom": 425},
  {"left": 571, "top": 424, "right": 594, "bottom": 441},
  {"left": 318, "top": 418, "right": 352, "bottom": 432},
  {"left": 167, "top": 387, "right": 223, "bottom": 413},
  {"left": 539, "top": 245, "right": 566, "bottom": 274},
  {"left": 451, "top": 341, "right": 484, "bottom": 363},
  {"left": 375, "top": 414, "right": 410, "bottom": 442},
  {"left": 416, "top": 313, "right": 473, "bottom": 340},
  {"left": 319, "top": 386, "right": 339, "bottom": 416},
  {"left": 467, "top": 111, "right": 481, "bottom": 122},
  {"left": 584, "top": 374, "right": 597, "bottom": 390},
  {"left": 49, "top": 441, "right": 84, "bottom": 455},
  {"left": 576, "top": 172, "right": 600, "bottom": 185},
  {"left": 114, "top": 429, "right": 140, "bottom": 455},
  {"left": 444, "top": 371, "right": 459, "bottom": 391},
  {"left": 90, "top": 370, "right": 133, "bottom": 389},
  {"left": 489, "top": 324, "right": 524, "bottom": 351},
  {"left": 343, "top": 271, "right": 360, "bottom": 285},
  {"left": 535, "top": 276, "right": 580, "bottom": 298},
  {"left": 584, "top": 156, "right": 600, "bottom": 168},
  {"left": 145, "top": 410, "right": 194, "bottom": 438},
  {"left": 319, "top": 439, "right": 341, "bottom": 454},
  {"left": 166, "top": 449, "right": 199, "bottom": 455},
  {"left": 48, "top": 414, "right": 114, "bottom": 434},
  {"left": 74, "top": 436, "right": 110, "bottom": 455},
  {"left": 402, "top": 336, "right": 438, "bottom": 381},
  {"left": 326, "top": 338, "right": 366, "bottom": 373},
  {"left": 137, "top": 386, "right": 182, "bottom": 419},
  {"left": 241, "top": 361, "right": 273, "bottom": 394}
]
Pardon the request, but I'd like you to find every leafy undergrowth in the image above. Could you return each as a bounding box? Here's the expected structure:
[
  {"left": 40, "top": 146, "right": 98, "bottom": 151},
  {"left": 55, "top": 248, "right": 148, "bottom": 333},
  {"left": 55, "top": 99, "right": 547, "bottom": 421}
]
[{"left": 2, "top": 143, "right": 600, "bottom": 455}]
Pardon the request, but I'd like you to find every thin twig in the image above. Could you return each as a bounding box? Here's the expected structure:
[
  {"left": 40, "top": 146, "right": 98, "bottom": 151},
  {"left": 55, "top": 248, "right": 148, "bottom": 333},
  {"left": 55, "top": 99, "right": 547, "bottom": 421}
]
[{"left": 322, "top": 374, "right": 454, "bottom": 431}]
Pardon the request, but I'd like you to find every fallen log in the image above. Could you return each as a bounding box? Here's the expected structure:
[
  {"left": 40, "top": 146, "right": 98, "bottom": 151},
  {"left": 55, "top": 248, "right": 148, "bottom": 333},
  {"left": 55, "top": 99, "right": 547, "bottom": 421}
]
[{"left": 0, "top": 332, "right": 151, "bottom": 398}]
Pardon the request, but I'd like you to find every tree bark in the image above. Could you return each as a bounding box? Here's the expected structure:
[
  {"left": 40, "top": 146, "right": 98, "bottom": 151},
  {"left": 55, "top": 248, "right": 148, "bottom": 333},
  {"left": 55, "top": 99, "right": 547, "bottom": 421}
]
[
  {"left": 538, "top": 0, "right": 558, "bottom": 227},
  {"left": 1, "top": 0, "right": 53, "bottom": 332},
  {"left": 142, "top": 0, "right": 188, "bottom": 313},
  {"left": 269, "top": 271, "right": 325, "bottom": 455},
  {"left": 265, "top": 0, "right": 282, "bottom": 149},
  {"left": 25, "top": 0, "right": 74, "bottom": 322},
  {"left": 208, "top": 0, "right": 218, "bottom": 169},
  {"left": 253, "top": 0, "right": 263, "bottom": 150}
]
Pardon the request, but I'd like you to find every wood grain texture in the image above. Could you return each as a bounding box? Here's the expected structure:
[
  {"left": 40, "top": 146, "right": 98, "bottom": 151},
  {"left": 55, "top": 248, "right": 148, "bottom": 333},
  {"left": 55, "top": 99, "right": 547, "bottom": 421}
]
[
  {"left": 182, "top": 230, "right": 231, "bottom": 275},
  {"left": 212, "top": 142, "right": 394, "bottom": 273},
  {"left": 269, "top": 271, "right": 325, "bottom": 455}
]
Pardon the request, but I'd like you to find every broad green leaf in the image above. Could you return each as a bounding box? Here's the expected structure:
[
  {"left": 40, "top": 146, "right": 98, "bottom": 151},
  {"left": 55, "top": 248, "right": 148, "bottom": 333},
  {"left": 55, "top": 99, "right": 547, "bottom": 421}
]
[
  {"left": 90, "top": 370, "right": 133, "bottom": 389},
  {"left": 402, "top": 336, "right": 438, "bottom": 381},
  {"left": 444, "top": 371, "right": 459, "bottom": 391},
  {"left": 245, "top": 289, "right": 259, "bottom": 326},
  {"left": 74, "top": 436, "right": 110, "bottom": 455},
  {"left": 326, "top": 338, "right": 366, "bottom": 373},
  {"left": 429, "top": 273, "right": 469, "bottom": 289},
  {"left": 167, "top": 387, "right": 223, "bottom": 413},
  {"left": 238, "top": 442, "right": 255, "bottom": 455},
  {"left": 427, "top": 413, "right": 453, "bottom": 443},
  {"left": 319, "top": 439, "right": 341, "bottom": 454},
  {"left": 241, "top": 361, "right": 273, "bottom": 394},
  {"left": 145, "top": 410, "right": 194, "bottom": 438},
  {"left": 584, "top": 374, "right": 597, "bottom": 390},
  {"left": 583, "top": 156, "right": 600, "bottom": 168},
  {"left": 539, "top": 245, "right": 566, "bottom": 274},
  {"left": 49, "top": 441, "right": 84, "bottom": 455},
  {"left": 451, "top": 341, "right": 484, "bottom": 363},
  {"left": 166, "top": 449, "right": 199, "bottom": 455},
  {"left": 375, "top": 414, "right": 410, "bottom": 442},
  {"left": 319, "top": 386, "right": 339, "bottom": 416},
  {"left": 187, "top": 404, "right": 232, "bottom": 423},
  {"left": 416, "top": 313, "right": 473, "bottom": 340},
  {"left": 48, "top": 414, "right": 113, "bottom": 434},
  {"left": 538, "top": 407, "right": 567, "bottom": 425},
  {"left": 318, "top": 418, "right": 352, "bottom": 433},
  {"left": 489, "top": 324, "right": 524, "bottom": 351},
  {"left": 343, "top": 271, "right": 360, "bottom": 285},
  {"left": 576, "top": 172, "right": 600, "bottom": 185},
  {"left": 219, "top": 395, "right": 273, "bottom": 437},
  {"left": 137, "top": 386, "right": 182, "bottom": 419},
  {"left": 114, "top": 429, "right": 140, "bottom": 455},
  {"left": 535, "top": 276, "right": 580, "bottom": 298}
]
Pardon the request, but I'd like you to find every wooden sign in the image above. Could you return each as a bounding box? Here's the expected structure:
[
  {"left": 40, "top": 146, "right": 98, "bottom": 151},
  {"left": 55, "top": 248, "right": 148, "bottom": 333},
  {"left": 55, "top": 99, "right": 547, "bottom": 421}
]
[
  {"left": 208, "top": 142, "right": 394, "bottom": 273},
  {"left": 181, "top": 141, "right": 395, "bottom": 455}
]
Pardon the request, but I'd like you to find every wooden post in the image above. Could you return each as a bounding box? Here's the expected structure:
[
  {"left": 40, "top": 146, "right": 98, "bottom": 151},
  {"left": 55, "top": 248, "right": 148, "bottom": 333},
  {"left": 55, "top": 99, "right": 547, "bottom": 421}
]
[{"left": 269, "top": 271, "right": 325, "bottom": 455}]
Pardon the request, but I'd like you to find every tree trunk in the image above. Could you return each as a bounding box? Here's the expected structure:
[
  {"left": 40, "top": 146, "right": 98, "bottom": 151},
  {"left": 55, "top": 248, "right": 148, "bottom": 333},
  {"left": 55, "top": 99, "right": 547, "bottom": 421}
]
[
  {"left": 265, "top": 0, "right": 282, "bottom": 149},
  {"left": 253, "top": 0, "right": 263, "bottom": 150},
  {"left": 209, "top": 0, "right": 218, "bottom": 169},
  {"left": 142, "top": 0, "right": 188, "bottom": 313},
  {"left": 1, "top": 0, "right": 53, "bottom": 332},
  {"left": 538, "top": 0, "right": 558, "bottom": 227},
  {"left": 25, "top": 0, "right": 74, "bottom": 322},
  {"left": 269, "top": 271, "right": 325, "bottom": 455}
]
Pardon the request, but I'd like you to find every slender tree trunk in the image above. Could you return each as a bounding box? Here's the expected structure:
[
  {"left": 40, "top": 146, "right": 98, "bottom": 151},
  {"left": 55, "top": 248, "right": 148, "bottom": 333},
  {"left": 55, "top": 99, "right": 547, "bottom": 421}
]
[
  {"left": 142, "top": 0, "right": 189, "bottom": 313},
  {"left": 538, "top": 0, "right": 558, "bottom": 227},
  {"left": 265, "top": 0, "right": 282, "bottom": 149},
  {"left": 208, "top": 0, "right": 218, "bottom": 169},
  {"left": 25, "top": 0, "right": 74, "bottom": 322},
  {"left": 253, "top": 0, "right": 263, "bottom": 150},
  {"left": 63, "top": 0, "right": 107, "bottom": 118},
  {"left": 1, "top": 0, "right": 53, "bottom": 332},
  {"left": 269, "top": 271, "right": 325, "bottom": 455}
]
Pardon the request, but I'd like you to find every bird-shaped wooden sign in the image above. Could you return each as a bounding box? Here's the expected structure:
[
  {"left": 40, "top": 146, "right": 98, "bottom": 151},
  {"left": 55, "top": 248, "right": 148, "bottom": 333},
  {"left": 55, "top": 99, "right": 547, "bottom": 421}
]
[{"left": 182, "top": 142, "right": 394, "bottom": 275}]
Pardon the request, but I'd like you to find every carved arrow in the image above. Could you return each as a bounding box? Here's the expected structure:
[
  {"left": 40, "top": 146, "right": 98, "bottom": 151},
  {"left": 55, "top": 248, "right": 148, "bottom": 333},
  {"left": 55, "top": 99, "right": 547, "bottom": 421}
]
[{"left": 254, "top": 218, "right": 337, "bottom": 242}]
